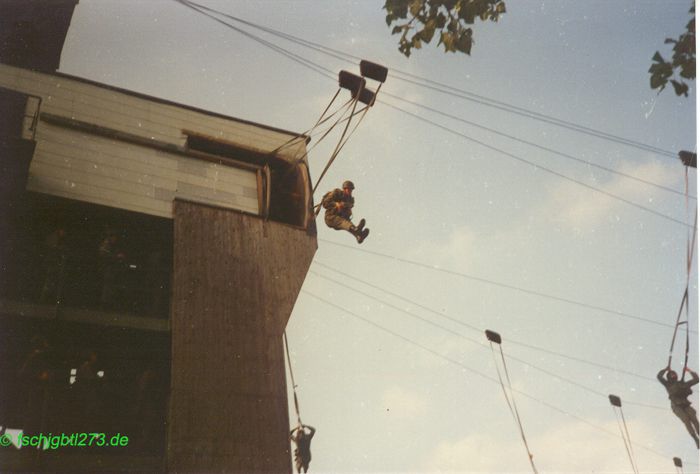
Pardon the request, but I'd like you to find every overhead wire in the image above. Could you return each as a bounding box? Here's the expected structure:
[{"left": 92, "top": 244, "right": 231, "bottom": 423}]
[
  {"left": 309, "top": 267, "right": 667, "bottom": 410},
  {"left": 381, "top": 99, "right": 693, "bottom": 229},
  {"left": 175, "top": 0, "right": 695, "bottom": 228},
  {"left": 381, "top": 92, "right": 696, "bottom": 200},
  {"left": 177, "top": 0, "right": 700, "bottom": 462},
  {"left": 301, "top": 290, "right": 694, "bottom": 466},
  {"left": 174, "top": 0, "right": 335, "bottom": 80},
  {"left": 312, "top": 260, "right": 657, "bottom": 383},
  {"left": 177, "top": 0, "right": 379, "bottom": 199},
  {"left": 182, "top": 0, "right": 682, "bottom": 160},
  {"left": 318, "top": 239, "right": 695, "bottom": 333}
]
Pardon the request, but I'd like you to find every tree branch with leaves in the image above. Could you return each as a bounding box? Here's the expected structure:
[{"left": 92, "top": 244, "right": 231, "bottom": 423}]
[
  {"left": 649, "top": 4, "right": 695, "bottom": 97},
  {"left": 384, "top": 0, "right": 506, "bottom": 57}
]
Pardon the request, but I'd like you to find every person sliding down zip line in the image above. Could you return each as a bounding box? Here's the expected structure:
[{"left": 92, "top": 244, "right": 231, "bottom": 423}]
[
  {"left": 290, "top": 424, "right": 316, "bottom": 473},
  {"left": 657, "top": 366, "right": 700, "bottom": 448},
  {"left": 321, "top": 180, "right": 369, "bottom": 244}
]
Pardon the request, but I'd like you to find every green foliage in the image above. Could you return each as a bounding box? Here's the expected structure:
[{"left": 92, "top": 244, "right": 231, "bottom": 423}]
[
  {"left": 384, "top": 0, "right": 506, "bottom": 57},
  {"left": 649, "top": 4, "right": 695, "bottom": 97}
]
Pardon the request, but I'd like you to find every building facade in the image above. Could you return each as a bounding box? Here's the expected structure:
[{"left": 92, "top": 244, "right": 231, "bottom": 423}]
[{"left": 0, "top": 9, "right": 317, "bottom": 471}]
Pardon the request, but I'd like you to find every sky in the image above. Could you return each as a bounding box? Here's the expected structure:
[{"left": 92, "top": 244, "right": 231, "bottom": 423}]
[{"left": 59, "top": 1, "right": 698, "bottom": 472}]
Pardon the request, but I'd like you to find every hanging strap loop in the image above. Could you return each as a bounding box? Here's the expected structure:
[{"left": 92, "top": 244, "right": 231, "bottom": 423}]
[{"left": 284, "top": 330, "right": 302, "bottom": 426}]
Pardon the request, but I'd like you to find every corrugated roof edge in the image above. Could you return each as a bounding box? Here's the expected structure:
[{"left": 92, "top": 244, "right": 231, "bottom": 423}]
[{"left": 50, "top": 69, "right": 311, "bottom": 144}]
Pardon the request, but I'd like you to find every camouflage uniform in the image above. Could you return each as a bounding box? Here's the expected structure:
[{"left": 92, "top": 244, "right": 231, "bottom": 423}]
[
  {"left": 290, "top": 425, "right": 315, "bottom": 473},
  {"left": 658, "top": 368, "right": 700, "bottom": 447},
  {"left": 322, "top": 188, "right": 354, "bottom": 231}
]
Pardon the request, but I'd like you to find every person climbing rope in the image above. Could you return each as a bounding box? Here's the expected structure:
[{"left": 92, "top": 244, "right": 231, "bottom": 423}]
[
  {"left": 290, "top": 424, "right": 316, "bottom": 473},
  {"left": 321, "top": 180, "right": 369, "bottom": 244},
  {"left": 657, "top": 366, "right": 700, "bottom": 448}
]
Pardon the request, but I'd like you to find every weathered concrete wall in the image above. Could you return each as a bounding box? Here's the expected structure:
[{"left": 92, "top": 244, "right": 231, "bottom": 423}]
[{"left": 168, "top": 200, "right": 316, "bottom": 473}]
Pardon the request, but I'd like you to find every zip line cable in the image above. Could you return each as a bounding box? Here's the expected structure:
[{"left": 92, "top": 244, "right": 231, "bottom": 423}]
[
  {"left": 308, "top": 268, "right": 666, "bottom": 410},
  {"left": 381, "top": 92, "right": 695, "bottom": 200},
  {"left": 381, "top": 100, "right": 694, "bottom": 229},
  {"left": 176, "top": 0, "right": 694, "bottom": 227},
  {"left": 174, "top": 0, "right": 335, "bottom": 81},
  {"left": 487, "top": 331, "right": 538, "bottom": 473},
  {"left": 283, "top": 330, "right": 302, "bottom": 426},
  {"left": 312, "top": 260, "right": 658, "bottom": 383},
  {"left": 301, "top": 290, "right": 693, "bottom": 466},
  {"left": 177, "top": 0, "right": 377, "bottom": 197},
  {"left": 180, "top": 0, "right": 681, "bottom": 160},
  {"left": 386, "top": 74, "right": 677, "bottom": 159},
  {"left": 318, "top": 239, "right": 695, "bottom": 333}
]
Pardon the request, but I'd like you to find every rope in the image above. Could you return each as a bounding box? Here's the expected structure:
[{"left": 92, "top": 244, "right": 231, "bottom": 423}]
[
  {"left": 312, "top": 96, "right": 361, "bottom": 194},
  {"left": 668, "top": 289, "right": 689, "bottom": 369},
  {"left": 489, "top": 342, "right": 516, "bottom": 418},
  {"left": 619, "top": 408, "right": 639, "bottom": 474},
  {"left": 611, "top": 406, "right": 639, "bottom": 474},
  {"left": 283, "top": 330, "right": 302, "bottom": 426},
  {"left": 489, "top": 341, "right": 538, "bottom": 474},
  {"left": 296, "top": 97, "right": 356, "bottom": 165},
  {"left": 271, "top": 88, "right": 342, "bottom": 156},
  {"left": 668, "top": 167, "right": 698, "bottom": 377},
  {"left": 498, "top": 344, "right": 538, "bottom": 474},
  {"left": 279, "top": 97, "right": 356, "bottom": 184}
]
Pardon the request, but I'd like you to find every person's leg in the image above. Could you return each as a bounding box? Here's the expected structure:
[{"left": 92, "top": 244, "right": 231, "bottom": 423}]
[
  {"left": 674, "top": 404, "right": 700, "bottom": 447},
  {"left": 688, "top": 405, "right": 699, "bottom": 433}
]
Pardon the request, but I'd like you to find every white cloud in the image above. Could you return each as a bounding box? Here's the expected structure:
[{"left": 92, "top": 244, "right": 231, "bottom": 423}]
[
  {"left": 547, "top": 160, "right": 680, "bottom": 231},
  {"left": 422, "top": 418, "right": 670, "bottom": 473}
]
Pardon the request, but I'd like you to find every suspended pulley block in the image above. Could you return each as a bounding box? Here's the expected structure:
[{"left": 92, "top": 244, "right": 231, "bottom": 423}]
[
  {"left": 679, "top": 151, "right": 697, "bottom": 168},
  {"left": 673, "top": 457, "right": 683, "bottom": 468},
  {"left": 338, "top": 70, "right": 366, "bottom": 99},
  {"left": 608, "top": 394, "right": 622, "bottom": 407},
  {"left": 358, "top": 87, "right": 376, "bottom": 107},
  {"left": 485, "top": 329, "right": 502, "bottom": 344},
  {"left": 360, "top": 60, "right": 389, "bottom": 83}
]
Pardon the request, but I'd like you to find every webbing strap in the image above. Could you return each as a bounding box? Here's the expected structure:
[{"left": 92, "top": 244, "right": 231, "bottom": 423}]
[
  {"left": 272, "top": 88, "right": 342, "bottom": 155},
  {"left": 669, "top": 168, "right": 697, "bottom": 376},
  {"left": 489, "top": 342, "right": 537, "bottom": 474},
  {"left": 312, "top": 96, "right": 360, "bottom": 194},
  {"left": 612, "top": 407, "right": 639, "bottom": 474},
  {"left": 669, "top": 289, "right": 689, "bottom": 369},
  {"left": 619, "top": 408, "right": 639, "bottom": 474},
  {"left": 283, "top": 331, "right": 302, "bottom": 426}
]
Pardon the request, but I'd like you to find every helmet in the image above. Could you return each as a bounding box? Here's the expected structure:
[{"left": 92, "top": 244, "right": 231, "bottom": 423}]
[{"left": 342, "top": 180, "right": 355, "bottom": 190}]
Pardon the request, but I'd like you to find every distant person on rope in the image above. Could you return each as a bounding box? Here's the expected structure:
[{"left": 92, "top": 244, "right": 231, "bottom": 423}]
[
  {"left": 321, "top": 180, "right": 369, "bottom": 244},
  {"left": 657, "top": 366, "right": 700, "bottom": 448},
  {"left": 290, "top": 424, "right": 316, "bottom": 473}
]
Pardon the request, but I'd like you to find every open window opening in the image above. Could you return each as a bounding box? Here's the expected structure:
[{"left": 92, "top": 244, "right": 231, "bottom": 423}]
[{"left": 185, "top": 131, "right": 311, "bottom": 228}]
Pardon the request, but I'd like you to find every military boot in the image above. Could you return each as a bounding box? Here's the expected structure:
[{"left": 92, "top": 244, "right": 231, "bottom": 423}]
[
  {"left": 357, "top": 227, "right": 369, "bottom": 244},
  {"left": 348, "top": 225, "right": 363, "bottom": 244},
  {"left": 356, "top": 218, "right": 366, "bottom": 232},
  {"left": 351, "top": 226, "right": 368, "bottom": 244}
]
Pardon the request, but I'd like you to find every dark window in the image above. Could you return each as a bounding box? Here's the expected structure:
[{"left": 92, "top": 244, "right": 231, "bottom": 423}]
[{"left": 0, "top": 192, "right": 173, "bottom": 319}]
